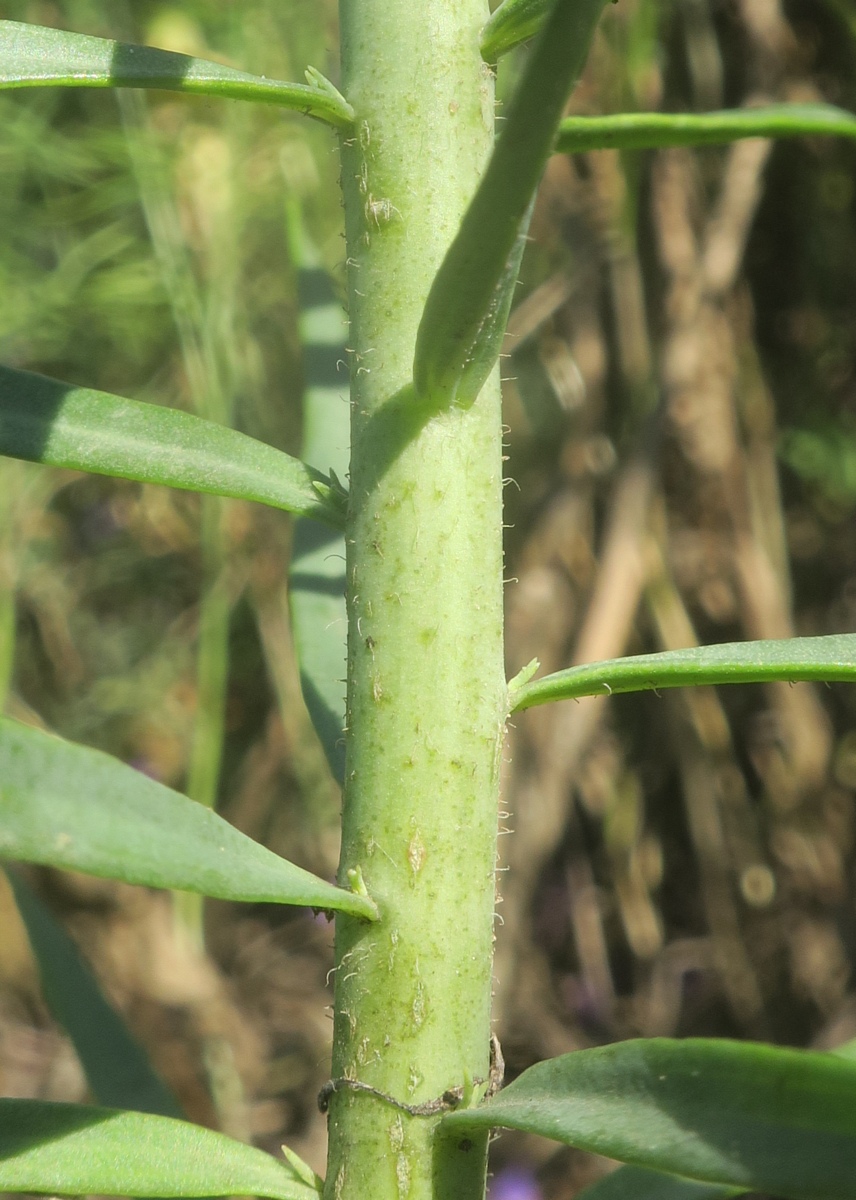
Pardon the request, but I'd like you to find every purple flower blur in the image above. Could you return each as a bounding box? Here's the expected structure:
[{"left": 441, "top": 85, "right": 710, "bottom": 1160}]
[
  {"left": 128, "top": 756, "right": 161, "bottom": 781},
  {"left": 488, "top": 1165, "right": 543, "bottom": 1200}
]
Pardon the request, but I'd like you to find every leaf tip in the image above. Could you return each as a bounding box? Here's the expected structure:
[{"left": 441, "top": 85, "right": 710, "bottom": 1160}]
[
  {"left": 304, "top": 66, "right": 354, "bottom": 126},
  {"left": 311, "top": 471, "right": 348, "bottom": 521},
  {"left": 281, "top": 1144, "right": 324, "bottom": 1194},
  {"left": 508, "top": 657, "right": 540, "bottom": 701},
  {"left": 346, "top": 865, "right": 380, "bottom": 921}
]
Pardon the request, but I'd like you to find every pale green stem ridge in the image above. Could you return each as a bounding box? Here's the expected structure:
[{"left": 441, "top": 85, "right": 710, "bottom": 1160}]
[
  {"left": 0, "top": 364, "right": 346, "bottom": 528},
  {"left": 553, "top": 104, "right": 856, "bottom": 154},
  {"left": 509, "top": 634, "right": 856, "bottom": 712},
  {"left": 0, "top": 20, "right": 354, "bottom": 128},
  {"left": 413, "top": 0, "right": 609, "bottom": 407}
]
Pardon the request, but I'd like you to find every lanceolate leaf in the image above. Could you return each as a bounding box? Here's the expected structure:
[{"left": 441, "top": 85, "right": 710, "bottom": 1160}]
[
  {"left": 574, "top": 1166, "right": 742, "bottom": 1200},
  {"left": 0, "top": 1099, "right": 315, "bottom": 1199},
  {"left": 413, "top": 0, "right": 609, "bottom": 407},
  {"left": 0, "top": 364, "right": 346, "bottom": 528},
  {"left": 290, "top": 518, "right": 348, "bottom": 786},
  {"left": 509, "top": 633, "right": 856, "bottom": 711},
  {"left": 572, "top": 1038, "right": 856, "bottom": 1200},
  {"left": 5, "top": 868, "right": 183, "bottom": 1118},
  {"left": 286, "top": 201, "right": 349, "bottom": 785},
  {"left": 0, "top": 20, "right": 354, "bottom": 128},
  {"left": 481, "top": 0, "right": 550, "bottom": 61},
  {"left": 441, "top": 1038, "right": 856, "bottom": 1200},
  {"left": 0, "top": 718, "right": 377, "bottom": 920},
  {"left": 554, "top": 104, "right": 856, "bottom": 155}
]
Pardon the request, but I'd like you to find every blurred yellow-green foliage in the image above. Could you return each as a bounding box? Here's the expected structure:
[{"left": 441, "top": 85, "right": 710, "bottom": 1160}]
[{"left": 1, "top": 1, "right": 343, "bottom": 793}]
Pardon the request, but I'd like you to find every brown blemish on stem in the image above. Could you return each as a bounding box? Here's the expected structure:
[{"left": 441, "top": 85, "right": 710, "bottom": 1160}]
[{"left": 407, "top": 827, "right": 426, "bottom": 876}]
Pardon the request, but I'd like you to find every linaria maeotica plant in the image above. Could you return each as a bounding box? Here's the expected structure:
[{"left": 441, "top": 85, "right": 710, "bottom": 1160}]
[{"left": 2, "top": 4, "right": 856, "bottom": 1200}]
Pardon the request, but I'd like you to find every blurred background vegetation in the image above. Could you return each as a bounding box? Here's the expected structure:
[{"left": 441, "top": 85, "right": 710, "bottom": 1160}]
[{"left": 1, "top": 1, "right": 856, "bottom": 1197}]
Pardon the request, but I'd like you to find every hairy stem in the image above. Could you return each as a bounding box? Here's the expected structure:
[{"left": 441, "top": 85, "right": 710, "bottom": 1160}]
[{"left": 324, "top": 3, "right": 505, "bottom": 1200}]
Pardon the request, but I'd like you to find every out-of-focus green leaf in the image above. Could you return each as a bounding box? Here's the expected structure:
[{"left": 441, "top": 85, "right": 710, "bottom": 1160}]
[
  {"left": 481, "top": 0, "right": 550, "bottom": 60},
  {"left": 441, "top": 1038, "right": 856, "bottom": 1199},
  {"left": 290, "top": 519, "right": 347, "bottom": 785},
  {"left": 574, "top": 1167, "right": 742, "bottom": 1200},
  {"left": 5, "top": 868, "right": 182, "bottom": 1118},
  {"left": 832, "top": 1037, "right": 856, "bottom": 1062},
  {"left": 780, "top": 423, "right": 856, "bottom": 504},
  {"left": 0, "top": 363, "right": 346, "bottom": 528},
  {"left": 413, "top": 0, "right": 608, "bottom": 408},
  {"left": 0, "top": 1099, "right": 315, "bottom": 1198},
  {"left": 509, "top": 634, "right": 856, "bottom": 711},
  {"left": 0, "top": 717, "right": 377, "bottom": 920},
  {"left": 0, "top": 20, "right": 354, "bottom": 128},
  {"left": 553, "top": 104, "right": 856, "bottom": 154},
  {"left": 286, "top": 199, "right": 349, "bottom": 785}
]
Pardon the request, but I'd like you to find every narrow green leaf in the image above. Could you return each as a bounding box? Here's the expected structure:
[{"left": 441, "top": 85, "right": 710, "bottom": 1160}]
[
  {"left": 554, "top": 103, "right": 856, "bottom": 155},
  {"left": 441, "top": 1038, "right": 856, "bottom": 1200},
  {"left": 281, "top": 1144, "right": 324, "bottom": 1195},
  {"left": 286, "top": 201, "right": 349, "bottom": 785},
  {"left": 509, "top": 633, "right": 856, "bottom": 711},
  {"left": 0, "top": 363, "right": 346, "bottom": 528},
  {"left": 413, "top": 0, "right": 609, "bottom": 407},
  {"left": 5, "top": 867, "right": 183, "bottom": 1118},
  {"left": 574, "top": 1166, "right": 742, "bottom": 1200},
  {"left": 573, "top": 1035, "right": 856, "bottom": 1200},
  {"left": 481, "top": 0, "right": 550, "bottom": 61},
  {"left": 0, "top": 1099, "right": 315, "bottom": 1199},
  {"left": 290, "top": 520, "right": 347, "bottom": 785},
  {"left": 0, "top": 20, "right": 354, "bottom": 128},
  {"left": 0, "top": 717, "right": 377, "bottom": 920}
]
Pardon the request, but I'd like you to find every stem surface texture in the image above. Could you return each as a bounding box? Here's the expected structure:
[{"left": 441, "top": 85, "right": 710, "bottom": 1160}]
[{"left": 326, "top": 4, "right": 505, "bottom": 1200}]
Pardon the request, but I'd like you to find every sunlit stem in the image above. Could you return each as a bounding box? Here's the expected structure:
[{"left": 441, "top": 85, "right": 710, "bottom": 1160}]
[{"left": 324, "top": 3, "right": 506, "bottom": 1200}]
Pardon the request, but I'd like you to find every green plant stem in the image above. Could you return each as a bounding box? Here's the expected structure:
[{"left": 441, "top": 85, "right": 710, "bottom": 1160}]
[
  {"left": 324, "top": 3, "right": 506, "bottom": 1200},
  {"left": 0, "top": 458, "right": 23, "bottom": 714},
  {"left": 553, "top": 104, "right": 856, "bottom": 155},
  {"left": 176, "top": 495, "right": 231, "bottom": 946},
  {"left": 0, "top": 583, "right": 14, "bottom": 712},
  {"left": 186, "top": 503, "right": 230, "bottom": 815}
]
